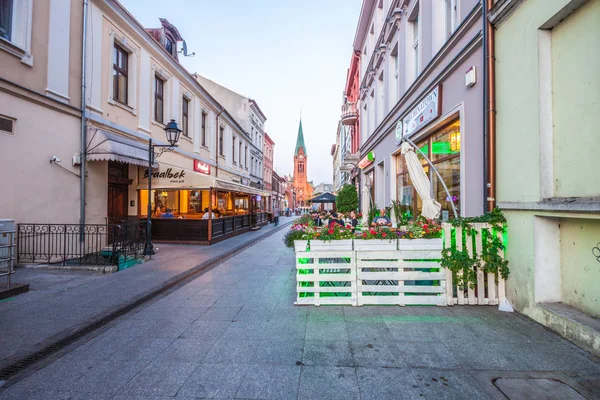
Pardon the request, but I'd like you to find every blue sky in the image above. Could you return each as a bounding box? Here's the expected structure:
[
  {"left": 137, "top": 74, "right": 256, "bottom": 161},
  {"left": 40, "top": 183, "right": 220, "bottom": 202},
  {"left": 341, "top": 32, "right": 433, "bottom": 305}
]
[{"left": 119, "top": 0, "right": 363, "bottom": 184}]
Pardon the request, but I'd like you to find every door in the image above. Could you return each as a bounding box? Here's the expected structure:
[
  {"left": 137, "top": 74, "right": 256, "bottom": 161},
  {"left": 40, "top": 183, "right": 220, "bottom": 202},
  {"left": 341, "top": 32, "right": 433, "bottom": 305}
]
[{"left": 107, "top": 184, "right": 128, "bottom": 225}]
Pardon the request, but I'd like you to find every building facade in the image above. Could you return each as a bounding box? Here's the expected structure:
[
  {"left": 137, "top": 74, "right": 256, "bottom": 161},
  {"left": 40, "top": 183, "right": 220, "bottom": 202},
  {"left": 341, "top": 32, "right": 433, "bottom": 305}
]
[
  {"left": 292, "top": 119, "right": 313, "bottom": 207},
  {"left": 1, "top": 0, "right": 269, "bottom": 242},
  {"left": 331, "top": 121, "right": 351, "bottom": 193},
  {"left": 193, "top": 75, "right": 266, "bottom": 191},
  {"left": 0, "top": 0, "right": 84, "bottom": 225},
  {"left": 263, "top": 133, "right": 274, "bottom": 211},
  {"left": 492, "top": 0, "right": 600, "bottom": 353},
  {"left": 272, "top": 171, "right": 285, "bottom": 211},
  {"left": 352, "top": 0, "right": 483, "bottom": 221}
]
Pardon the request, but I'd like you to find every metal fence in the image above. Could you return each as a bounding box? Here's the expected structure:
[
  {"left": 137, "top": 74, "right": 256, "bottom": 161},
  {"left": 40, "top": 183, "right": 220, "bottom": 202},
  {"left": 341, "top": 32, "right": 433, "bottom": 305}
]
[
  {"left": 17, "top": 220, "right": 147, "bottom": 266},
  {"left": 0, "top": 230, "right": 16, "bottom": 289}
]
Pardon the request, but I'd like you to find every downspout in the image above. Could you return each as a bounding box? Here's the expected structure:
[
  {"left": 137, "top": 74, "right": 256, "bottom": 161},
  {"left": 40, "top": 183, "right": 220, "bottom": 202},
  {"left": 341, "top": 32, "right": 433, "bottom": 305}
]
[
  {"left": 80, "top": 0, "right": 89, "bottom": 233},
  {"left": 486, "top": 0, "right": 497, "bottom": 211}
]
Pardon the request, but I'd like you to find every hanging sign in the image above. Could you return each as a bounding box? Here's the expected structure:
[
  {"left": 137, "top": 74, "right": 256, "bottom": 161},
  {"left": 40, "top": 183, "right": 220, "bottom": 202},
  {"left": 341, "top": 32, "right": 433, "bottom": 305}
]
[
  {"left": 358, "top": 151, "right": 375, "bottom": 169},
  {"left": 395, "top": 121, "right": 403, "bottom": 144},
  {"left": 402, "top": 85, "right": 441, "bottom": 138},
  {"left": 193, "top": 160, "right": 211, "bottom": 175}
]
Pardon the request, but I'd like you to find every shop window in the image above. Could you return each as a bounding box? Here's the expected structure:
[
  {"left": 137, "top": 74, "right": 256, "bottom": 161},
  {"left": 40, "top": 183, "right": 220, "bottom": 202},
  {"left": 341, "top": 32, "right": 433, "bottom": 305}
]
[
  {"left": 139, "top": 189, "right": 211, "bottom": 218},
  {"left": 396, "top": 119, "right": 460, "bottom": 219}
]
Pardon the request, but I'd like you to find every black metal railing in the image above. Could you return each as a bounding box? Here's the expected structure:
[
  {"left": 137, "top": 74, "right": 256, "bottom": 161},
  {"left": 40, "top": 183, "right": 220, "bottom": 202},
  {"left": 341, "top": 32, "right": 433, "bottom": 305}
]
[{"left": 17, "top": 220, "right": 147, "bottom": 266}]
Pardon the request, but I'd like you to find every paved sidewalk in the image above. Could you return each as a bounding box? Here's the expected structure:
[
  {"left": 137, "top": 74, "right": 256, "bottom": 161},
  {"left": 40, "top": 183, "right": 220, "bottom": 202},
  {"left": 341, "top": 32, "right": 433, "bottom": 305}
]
[
  {"left": 1, "top": 227, "right": 599, "bottom": 399},
  {"left": 0, "top": 217, "right": 293, "bottom": 371}
]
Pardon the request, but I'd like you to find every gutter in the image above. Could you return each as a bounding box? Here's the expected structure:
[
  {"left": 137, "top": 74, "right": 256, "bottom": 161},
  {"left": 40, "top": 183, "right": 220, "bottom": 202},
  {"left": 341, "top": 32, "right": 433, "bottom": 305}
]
[
  {"left": 80, "top": 0, "right": 89, "bottom": 233},
  {"left": 484, "top": 0, "right": 497, "bottom": 211}
]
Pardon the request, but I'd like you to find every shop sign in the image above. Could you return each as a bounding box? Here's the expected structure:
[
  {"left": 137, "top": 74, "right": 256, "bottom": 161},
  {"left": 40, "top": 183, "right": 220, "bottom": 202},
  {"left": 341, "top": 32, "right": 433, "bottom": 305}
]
[
  {"left": 402, "top": 85, "right": 441, "bottom": 138},
  {"left": 142, "top": 167, "right": 186, "bottom": 184},
  {"left": 358, "top": 151, "right": 375, "bottom": 169},
  {"left": 395, "top": 121, "right": 403, "bottom": 144},
  {"left": 193, "top": 160, "right": 210, "bottom": 175}
]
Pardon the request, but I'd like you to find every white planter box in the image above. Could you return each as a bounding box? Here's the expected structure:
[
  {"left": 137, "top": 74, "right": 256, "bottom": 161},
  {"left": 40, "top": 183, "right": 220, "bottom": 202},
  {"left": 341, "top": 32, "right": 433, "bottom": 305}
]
[
  {"left": 353, "top": 239, "right": 397, "bottom": 251},
  {"left": 294, "top": 240, "right": 309, "bottom": 252},
  {"left": 309, "top": 239, "right": 353, "bottom": 251},
  {"left": 398, "top": 238, "right": 443, "bottom": 250}
]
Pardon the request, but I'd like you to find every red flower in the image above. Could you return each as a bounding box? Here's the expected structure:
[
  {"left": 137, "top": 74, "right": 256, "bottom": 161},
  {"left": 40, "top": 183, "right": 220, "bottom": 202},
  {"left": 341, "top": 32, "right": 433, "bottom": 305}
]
[
  {"left": 369, "top": 229, "right": 376, "bottom": 235},
  {"left": 362, "top": 233, "right": 367, "bottom": 238},
  {"left": 382, "top": 233, "right": 387, "bottom": 238},
  {"left": 423, "top": 224, "right": 428, "bottom": 229},
  {"left": 328, "top": 228, "right": 334, "bottom": 235}
]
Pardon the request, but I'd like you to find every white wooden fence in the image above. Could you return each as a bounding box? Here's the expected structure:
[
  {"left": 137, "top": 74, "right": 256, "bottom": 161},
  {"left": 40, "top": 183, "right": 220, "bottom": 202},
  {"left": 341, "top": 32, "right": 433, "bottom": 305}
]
[
  {"left": 294, "top": 224, "right": 506, "bottom": 307},
  {"left": 442, "top": 223, "right": 506, "bottom": 306}
]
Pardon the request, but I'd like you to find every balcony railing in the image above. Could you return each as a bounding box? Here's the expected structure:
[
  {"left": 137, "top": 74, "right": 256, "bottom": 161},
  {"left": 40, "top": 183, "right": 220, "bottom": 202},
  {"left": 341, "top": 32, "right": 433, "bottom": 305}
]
[{"left": 340, "top": 102, "right": 358, "bottom": 125}]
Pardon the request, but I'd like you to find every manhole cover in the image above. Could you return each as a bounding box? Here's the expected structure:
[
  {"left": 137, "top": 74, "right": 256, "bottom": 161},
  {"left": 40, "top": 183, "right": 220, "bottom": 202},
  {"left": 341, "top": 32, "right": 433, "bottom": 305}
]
[{"left": 494, "top": 378, "right": 586, "bottom": 400}]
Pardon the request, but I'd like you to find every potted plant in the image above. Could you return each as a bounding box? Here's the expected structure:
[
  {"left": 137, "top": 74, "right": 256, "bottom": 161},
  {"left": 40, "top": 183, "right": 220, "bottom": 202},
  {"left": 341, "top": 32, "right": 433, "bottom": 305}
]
[
  {"left": 306, "top": 223, "right": 354, "bottom": 251},
  {"left": 396, "top": 218, "right": 443, "bottom": 251},
  {"left": 354, "top": 227, "right": 397, "bottom": 251},
  {"left": 283, "top": 223, "right": 312, "bottom": 252}
]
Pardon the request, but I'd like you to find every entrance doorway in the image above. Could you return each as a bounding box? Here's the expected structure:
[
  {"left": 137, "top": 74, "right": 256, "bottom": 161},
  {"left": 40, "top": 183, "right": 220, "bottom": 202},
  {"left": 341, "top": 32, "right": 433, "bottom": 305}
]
[{"left": 107, "top": 161, "right": 130, "bottom": 225}]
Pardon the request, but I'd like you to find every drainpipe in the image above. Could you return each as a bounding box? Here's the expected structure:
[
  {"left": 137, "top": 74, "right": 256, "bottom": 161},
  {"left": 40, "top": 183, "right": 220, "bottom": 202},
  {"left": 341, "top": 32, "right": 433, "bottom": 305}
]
[
  {"left": 486, "top": 0, "right": 497, "bottom": 212},
  {"left": 215, "top": 108, "right": 224, "bottom": 179},
  {"left": 80, "top": 0, "right": 89, "bottom": 234},
  {"left": 483, "top": 0, "right": 496, "bottom": 213}
]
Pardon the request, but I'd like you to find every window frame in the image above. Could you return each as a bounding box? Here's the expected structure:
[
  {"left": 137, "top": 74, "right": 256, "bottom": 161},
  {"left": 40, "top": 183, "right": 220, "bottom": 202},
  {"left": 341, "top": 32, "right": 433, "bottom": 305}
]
[
  {"left": 112, "top": 43, "right": 129, "bottom": 105},
  {"left": 154, "top": 75, "right": 164, "bottom": 124},
  {"left": 245, "top": 146, "right": 248, "bottom": 170},
  {"left": 201, "top": 111, "right": 207, "bottom": 147},
  {"left": 232, "top": 136, "right": 236, "bottom": 163},
  {"left": 181, "top": 96, "right": 189, "bottom": 137},
  {"left": 219, "top": 126, "right": 224, "bottom": 157},
  {"left": 0, "top": 0, "right": 13, "bottom": 41}
]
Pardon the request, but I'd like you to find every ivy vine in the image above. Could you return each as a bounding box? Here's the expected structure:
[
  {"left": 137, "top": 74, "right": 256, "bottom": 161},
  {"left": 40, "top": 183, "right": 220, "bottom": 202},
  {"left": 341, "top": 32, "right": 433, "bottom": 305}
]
[{"left": 440, "top": 207, "right": 510, "bottom": 289}]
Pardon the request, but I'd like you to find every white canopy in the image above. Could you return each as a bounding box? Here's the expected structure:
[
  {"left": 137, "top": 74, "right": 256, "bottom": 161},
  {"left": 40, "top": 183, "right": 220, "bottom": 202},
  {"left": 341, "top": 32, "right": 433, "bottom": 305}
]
[
  {"left": 86, "top": 128, "right": 155, "bottom": 168},
  {"left": 400, "top": 142, "right": 441, "bottom": 220}
]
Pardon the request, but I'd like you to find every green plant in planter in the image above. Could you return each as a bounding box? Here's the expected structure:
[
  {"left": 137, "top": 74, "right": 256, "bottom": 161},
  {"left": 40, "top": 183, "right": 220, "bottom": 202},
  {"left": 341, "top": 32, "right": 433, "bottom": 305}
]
[
  {"left": 294, "top": 213, "right": 314, "bottom": 225},
  {"left": 336, "top": 184, "right": 359, "bottom": 213},
  {"left": 283, "top": 227, "right": 306, "bottom": 249},
  {"left": 314, "top": 223, "right": 354, "bottom": 242},
  {"left": 356, "top": 227, "right": 394, "bottom": 240},
  {"left": 390, "top": 200, "right": 411, "bottom": 227},
  {"left": 367, "top": 204, "right": 379, "bottom": 227}
]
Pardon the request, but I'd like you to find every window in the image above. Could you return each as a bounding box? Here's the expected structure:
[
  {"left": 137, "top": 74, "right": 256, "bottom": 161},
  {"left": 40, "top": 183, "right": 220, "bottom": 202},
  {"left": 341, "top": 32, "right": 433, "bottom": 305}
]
[
  {"left": 390, "top": 44, "right": 399, "bottom": 105},
  {"left": 201, "top": 111, "right": 207, "bottom": 146},
  {"left": 445, "top": 0, "right": 458, "bottom": 38},
  {"left": 0, "top": 0, "right": 13, "bottom": 41},
  {"left": 219, "top": 126, "right": 224, "bottom": 156},
  {"left": 182, "top": 97, "right": 189, "bottom": 137},
  {"left": 251, "top": 156, "right": 254, "bottom": 174},
  {"left": 239, "top": 142, "right": 243, "bottom": 167},
  {"left": 245, "top": 146, "right": 248, "bottom": 169},
  {"left": 412, "top": 14, "right": 420, "bottom": 79},
  {"left": 113, "top": 44, "right": 128, "bottom": 104},
  {"left": 396, "top": 120, "right": 461, "bottom": 220},
  {"left": 232, "top": 136, "right": 236, "bottom": 163},
  {"left": 154, "top": 76, "right": 164, "bottom": 123}
]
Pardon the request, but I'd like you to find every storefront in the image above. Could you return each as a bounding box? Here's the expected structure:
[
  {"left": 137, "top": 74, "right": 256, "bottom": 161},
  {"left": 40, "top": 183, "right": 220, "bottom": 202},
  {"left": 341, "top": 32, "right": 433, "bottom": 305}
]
[
  {"left": 361, "top": 79, "right": 483, "bottom": 221},
  {"left": 137, "top": 163, "right": 269, "bottom": 244}
]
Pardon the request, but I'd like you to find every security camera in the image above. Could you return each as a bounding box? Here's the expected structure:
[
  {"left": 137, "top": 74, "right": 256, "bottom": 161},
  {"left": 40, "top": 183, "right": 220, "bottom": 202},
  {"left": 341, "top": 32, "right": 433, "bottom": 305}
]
[{"left": 50, "top": 155, "right": 61, "bottom": 163}]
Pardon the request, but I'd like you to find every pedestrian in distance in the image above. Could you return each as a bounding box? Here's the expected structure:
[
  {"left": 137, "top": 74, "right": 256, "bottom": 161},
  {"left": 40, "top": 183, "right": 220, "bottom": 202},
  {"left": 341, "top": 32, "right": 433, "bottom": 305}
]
[{"left": 273, "top": 206, "right": 280, "bottom": 226}]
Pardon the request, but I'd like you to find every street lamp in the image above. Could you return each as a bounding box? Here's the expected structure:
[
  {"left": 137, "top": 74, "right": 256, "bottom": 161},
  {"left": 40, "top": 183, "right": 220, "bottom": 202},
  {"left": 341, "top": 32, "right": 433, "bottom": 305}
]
[{"left": 145, "top": 119, "right": 182, "bottom": 256}]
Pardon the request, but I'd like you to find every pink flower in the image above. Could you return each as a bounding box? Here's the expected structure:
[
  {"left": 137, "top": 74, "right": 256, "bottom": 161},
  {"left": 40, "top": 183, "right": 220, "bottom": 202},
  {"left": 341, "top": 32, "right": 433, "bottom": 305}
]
[{"left": 382, "top": 233, "right": 387, "bottom": 238}]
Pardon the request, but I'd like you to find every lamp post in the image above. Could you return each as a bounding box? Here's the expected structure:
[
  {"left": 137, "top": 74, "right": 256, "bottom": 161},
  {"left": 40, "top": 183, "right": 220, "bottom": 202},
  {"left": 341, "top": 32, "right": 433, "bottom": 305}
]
[{"left": 145, "top": 119, "right": 182, "bottom": 256}]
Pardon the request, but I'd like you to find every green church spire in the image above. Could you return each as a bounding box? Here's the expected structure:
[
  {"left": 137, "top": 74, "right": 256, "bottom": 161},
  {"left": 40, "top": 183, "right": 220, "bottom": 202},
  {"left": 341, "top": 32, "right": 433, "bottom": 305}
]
[{"left": 294, "top": 118, "right": 306, "bottom": 156}]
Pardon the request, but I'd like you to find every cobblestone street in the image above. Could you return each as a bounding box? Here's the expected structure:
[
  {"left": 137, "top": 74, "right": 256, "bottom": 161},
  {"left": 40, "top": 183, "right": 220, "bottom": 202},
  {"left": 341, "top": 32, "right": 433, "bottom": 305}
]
[{"left": 1, "top": 229, "right": 599, "bottom": 399}]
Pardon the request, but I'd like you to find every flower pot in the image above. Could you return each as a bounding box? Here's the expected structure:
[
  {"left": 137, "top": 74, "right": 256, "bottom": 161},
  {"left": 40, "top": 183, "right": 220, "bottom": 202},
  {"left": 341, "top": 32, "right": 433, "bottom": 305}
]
[
  {"left": 294, "top": 240, "right": 309, "bottom": 252},
  {"left": 309, "top": 239, "right": 353, "bottom": 251},
  {"left": 353, "top": 239, "right": 397, "bottom": 251}
]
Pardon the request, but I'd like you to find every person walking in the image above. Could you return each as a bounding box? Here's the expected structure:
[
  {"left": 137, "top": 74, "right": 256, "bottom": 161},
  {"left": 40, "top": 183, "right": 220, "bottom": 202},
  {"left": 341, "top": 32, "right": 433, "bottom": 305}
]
[{"left": 273, "top": 206, "right": 280, "bottom": 226}]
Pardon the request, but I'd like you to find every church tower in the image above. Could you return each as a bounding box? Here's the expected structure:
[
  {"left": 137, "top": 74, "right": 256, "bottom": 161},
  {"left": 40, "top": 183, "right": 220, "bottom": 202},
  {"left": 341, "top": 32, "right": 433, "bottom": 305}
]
[{"left": 293, "top": 119, "right": 313, "bottom": 207}]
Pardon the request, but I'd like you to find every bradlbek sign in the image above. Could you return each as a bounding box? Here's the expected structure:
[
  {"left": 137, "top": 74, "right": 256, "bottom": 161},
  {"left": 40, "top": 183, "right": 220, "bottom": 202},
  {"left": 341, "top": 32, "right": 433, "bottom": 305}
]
[
  {"left": 193, "top": 160, "right": 210, "bottom": 175},
  {"left": 402, "top": 85, "right": 441, "bottom": 138},
  {"left": 143, "top": 168, "right": 186, "bottom": 182}
]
